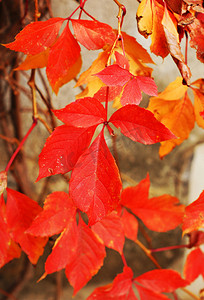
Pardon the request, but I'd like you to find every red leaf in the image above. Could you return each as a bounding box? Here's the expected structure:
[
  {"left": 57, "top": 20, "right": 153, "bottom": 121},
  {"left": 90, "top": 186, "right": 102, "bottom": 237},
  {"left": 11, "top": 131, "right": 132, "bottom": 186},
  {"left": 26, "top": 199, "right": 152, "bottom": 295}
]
[
  {"left": 135, "top": 285, "right": 170, "bottom": 300},
  {"left": 109, "top": 105, "right": 176, "bottom": 145},
  {"left": 115, "top": 51, "right": 130, "bottom": 70},
  {"left": 135, "top": 269, "right": 188, "bottom": 293},
  {"left": 183, "top": 191, "right": 204, "bottom": 235},
  {"left": 37, "top": 125, "right": 96, "bottom": 180},
  {"left": 0, "top": 195, "right": 10, "bottom": 267},
  {"left": 27, "top": 192, "right": 76, "bottom": 237},
  {"left": 121, "top": 175, "right": 184, "bottom": 232},
  {"left": 69, "top": 130, "right": 122, "bottom": 225},
  {"left": 6, "top": 189, "right": 47, "bottom": 264},
  {"left": 184, "top": 248, "right": 204, "bottom": 282},
  {"left": 3, "top": 18, "right": 65, "bottom": 55},
  {"left": 137, "top": 76, "right": 158, "bottom": 97},
  {"left": 95, "top": 65, "right": 131, "bottom": 86},
  {"left": 53, "top": 97, "right": 106, "bottom": 127},
  {"left": 65, "top": 217, "right": 106, "bottom": 295},
  {"left": 46, "top": 23, "right": 81, "bottom": 94},
  {"left": 94, "top": 86, "right": 123, "bottom": 102},
  {"left": 91, "top": 211, "right": 125, "bottom": 254},
  {"left": 87, "top": 266, "right": 137, "bottom": 300},
  {"left": 71, "top": 19, "right": 115, "bottom": 50},
  {"left": 120, "top": 209, "right": 138, "bottom": 241},
  {"left": 121, "top": 78, "right": 142, "bottom": 105},
  {"left": 45, "top": 217, "right": 78, "bottom": 273}
]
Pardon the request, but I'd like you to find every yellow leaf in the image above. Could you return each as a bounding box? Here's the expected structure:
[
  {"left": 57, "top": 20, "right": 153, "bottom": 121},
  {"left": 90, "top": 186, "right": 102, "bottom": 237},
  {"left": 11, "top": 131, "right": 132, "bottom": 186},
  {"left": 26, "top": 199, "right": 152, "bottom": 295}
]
[
  {"left": 136, "top": 0, "right": 153, "bottom": 38},
  {"left": 151, "top": 77, "right": 188, "bottom": 101},
  {"left": 162, "top": 3, "right": 179, "bottom": 42}
]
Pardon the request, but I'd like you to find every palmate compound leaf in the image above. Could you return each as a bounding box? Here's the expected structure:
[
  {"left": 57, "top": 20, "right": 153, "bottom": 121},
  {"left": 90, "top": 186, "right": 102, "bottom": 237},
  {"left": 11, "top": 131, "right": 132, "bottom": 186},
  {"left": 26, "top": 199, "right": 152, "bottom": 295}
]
[
  {"left": 46, "top": 22, "right": 82, "bottom": 94},
  {"left": 69, "top": 130, "right": 122, "bottom": 225},
  {"left": 182, "top": 191, "right": 204, "bottom": 235},
  {"left": 53, "top": 97, "right": 106, "bottom": 128},
  {"left": 109, "top": 105, "right": 176, "bottom": 145},
  {"left": 27, "top": 192, "right": 76, "bottom": 237},
  {"left": 87, "top": 266, "right": 137, "bottom": 300},
  {"left": 3, "top": 17, "right": 66, "bottom": 55},
  {"left": 5, "top": 188, "right": 47, "bottom": 264},
  {"left": 121, "top": 174, "right": 185, "bottom": 232},
  {"left": 71, "top": 19, "right": 116, "bottom": 50},
  {"left": 37, "top": 125, "right": 97, "bottom": 181},
  {"left": 95, "top": 65, "right": 157, "bottom": 106},
  {"left": 91, "top": 211, "right": 125, "bottom": 254},
  {"left": 184, "top": 247, "right": 204, "bottom": 282},
  {"left": 134, "top": 269, "right": 188, "bottom": 294}
]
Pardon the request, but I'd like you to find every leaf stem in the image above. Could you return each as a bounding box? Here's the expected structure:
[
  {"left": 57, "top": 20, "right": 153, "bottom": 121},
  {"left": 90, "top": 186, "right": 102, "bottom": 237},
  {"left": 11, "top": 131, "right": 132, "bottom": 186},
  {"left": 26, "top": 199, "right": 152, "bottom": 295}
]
[
  {"left": 121, "top": 253, "right": 128, "bottom": 267},
  {"left": 34, "top": 0, "right": 40, "bottom": 21},
  {"left": 135, "top": 239, "right": 162, "bottom": 269},
  {"left": 5, "top": 118, "right": 37, "bottom": 172},
  {"left": 151, "top": 244, "right": 188, "bottom": 253}
]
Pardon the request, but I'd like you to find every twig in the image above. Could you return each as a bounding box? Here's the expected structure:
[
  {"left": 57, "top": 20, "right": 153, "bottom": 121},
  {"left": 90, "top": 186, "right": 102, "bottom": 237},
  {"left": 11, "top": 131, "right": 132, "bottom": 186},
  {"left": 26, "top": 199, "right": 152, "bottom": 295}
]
[{"left": 135, "top": 239, "right": 162, "bottom": 269}]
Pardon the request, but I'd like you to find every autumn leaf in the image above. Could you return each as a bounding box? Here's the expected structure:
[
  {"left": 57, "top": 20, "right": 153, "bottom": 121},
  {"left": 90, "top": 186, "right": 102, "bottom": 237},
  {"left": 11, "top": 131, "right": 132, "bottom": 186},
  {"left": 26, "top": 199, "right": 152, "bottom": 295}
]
[
  {"left": 135, "top": 269, "right": 188, "bottom": 293},
  {"left": 115, "top": 51, "right": 130, "bottom": 70},
  {"left": 71, "top": 19, "right": 115, "bottom": 50},
  {"left": 95, "top": 64, "right": 131, "bottom": 86},
  {"left": 95, "top": 65, "right": 157, "bottom": 105},
  {"left": 109, "top": 105, "right": 176, "bottom": 145},
  {"left": 27, "top": 192, "right": 76, "bottom": 237},
  {"left": 65, "top": 217, "right": 106, "bottom": 295},
  {"left": 53, "top": 97, "right": 106, "bottom": 128},
  {"left": 121, "top": 174, "right": 185, "bottom": 232},
  {"left": 3, "top": 18, "right": 65, "bottom": 55},
  {"left": 120, "top": 209, "right": 138, "bottom": 241},
  {"left": 135, "top": 285, "right": 170, "bottom": 300},
  {"left": 162, "top": 4, "right": 191, "bottom": 85},
  {"left": 91, "top": 211, "right": 125, "bottom": 254},
  {"left": 15, "top": 48, "right": 49, "bottom": 70},
  {"left": 5, "top": 189, "right": 47, "bottom": 264},
  {"left": 87, "top": 266, "right": 137, "bottom": 300},
  {"left": 184, "top": 248, "right": 204, "bottom": 282},
  {"left": 37, "top": 125, "right": 97, "bottom": 180},
  {"left": 46, "top": 22, "right": 81, "bottom": 94},
  {"left": 187, "top": 13, "right": 204, "bottom": 63},
  {"left": 69, "top": 130, "right": 122, "bottom": 225},
  {"left": 136, "top": 0, "right": 153, "bottom": 38},
  {"left": 94, "top": 86, "right": 123, "bottom": 102},
  {"left": 191, "top": 81, "right": 204, "bottom": 128},
  {"left": 182, "top": 191, "right": 204, "bottom": 235},
  {"left": 148, "top": 80, "right": 194, "bottom": 157}
]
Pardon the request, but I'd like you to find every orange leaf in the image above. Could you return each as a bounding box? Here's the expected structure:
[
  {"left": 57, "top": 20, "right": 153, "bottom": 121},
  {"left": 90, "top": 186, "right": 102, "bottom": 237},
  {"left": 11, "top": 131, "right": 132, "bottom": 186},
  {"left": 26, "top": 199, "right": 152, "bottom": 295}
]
[
  {"left": 151, "top": 0, "right": 169, "bottom": 58},
  {"left": 46, "top": 23, "right": 81, "bottom": 94},
  {"left": 150, "top": 77, "right": 188, "bottom": 101},
  {"left": 192, "top": 86, "right": 204, "bottom": 128},
  {"left": 15, "top": 48, "right": 49, "bottom": 70},
  {"left": 162, "top": 4, "right": 191, "bottom": 85},
  {"left": 158, "top": 93, "right": 195, "bottom": 157}
]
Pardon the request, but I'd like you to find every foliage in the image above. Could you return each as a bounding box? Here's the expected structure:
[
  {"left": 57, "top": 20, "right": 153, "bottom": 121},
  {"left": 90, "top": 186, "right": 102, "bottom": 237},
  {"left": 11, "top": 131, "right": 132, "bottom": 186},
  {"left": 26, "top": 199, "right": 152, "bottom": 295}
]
[{"left": 1, "top": 0, "right": 204, "bottom": 299}]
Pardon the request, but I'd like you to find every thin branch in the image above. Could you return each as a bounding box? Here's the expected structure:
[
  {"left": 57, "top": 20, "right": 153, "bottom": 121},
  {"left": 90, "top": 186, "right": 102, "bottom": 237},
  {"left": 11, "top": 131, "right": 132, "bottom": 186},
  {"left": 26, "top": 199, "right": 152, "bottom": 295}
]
[{"left": 135, "top": 239, "right": 162, "bottom": 269}]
